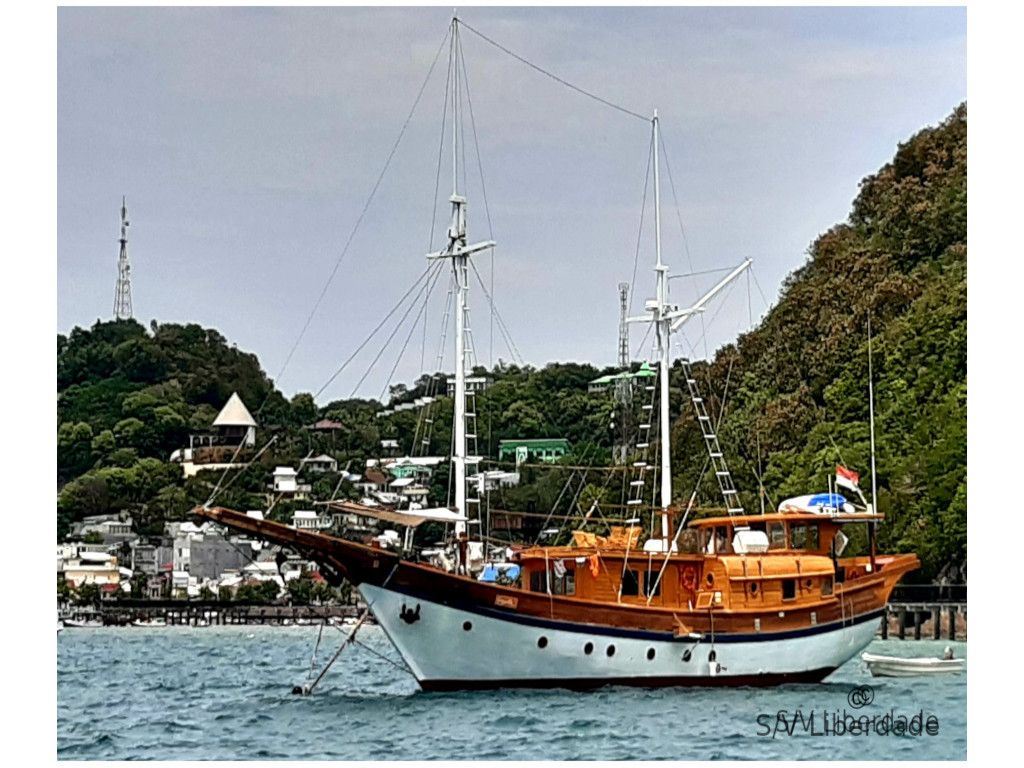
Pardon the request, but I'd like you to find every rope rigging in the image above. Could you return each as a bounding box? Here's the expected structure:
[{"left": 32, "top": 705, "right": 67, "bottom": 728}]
[
  {"left": 269, "top": 26, "right": 452, "bottom": 403},
  {"left": 313, "top": 262, "right": 439, "bottom": 401},
  {"left": 456, "top": 19, "right": 650, "bottom": 123}
]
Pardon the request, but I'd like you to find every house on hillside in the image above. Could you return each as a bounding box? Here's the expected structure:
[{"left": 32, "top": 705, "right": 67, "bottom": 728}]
[
  {"left": 60, "top": 551, "right": 121, "bottom": 588},
  {"left": 131, "top": 540, "right": 174, "bottom": 576},
  {"left": 69, "top": 514, "right": 134, "bottom": 544},
  {"left": 299, "top": 453, "right": 338, "bottom": 474},
  {"left": 291, "top": 510, "right": 332, "bottom": 532},
  {"left": 446, "top": 375, "right": 493, "bottom": 397},
  {"left": 588, "top": 364, "right": 657, "bottom": 393},
  {"left": 269, "top": 467, "right": 311, "bottom": 500},
  {"left": 171, "top": 392, "right": 258, "bottom": 477},
  {"left": 498, "top": 438, "right": 571, "bottom": 465},
  {"left": 304, "top": 418, "right": 344, "bottom": 433},
  {"left": 212, "top": 392, "right": 258, "bottom": 446},
  {"left": 189, "top": 534, "right": 255, "bottom": 581}
]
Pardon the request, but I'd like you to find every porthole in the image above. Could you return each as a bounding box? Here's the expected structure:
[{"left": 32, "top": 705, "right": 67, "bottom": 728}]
[
  {"left": 537, "top": 636, "right": 548, "bottom": 649},
  {"left": 584, "top": 642, "right": 594, "bottom": 655},
  {"left": 646, "top": 648, "right": 656, "bottom": 661},
  {"left": 606, "top": 644, "right": 616, "bottom": 657},
  {"left": 462, "top": 621, "right": 472, "bottom": 631},
  {"left": 750, "top": 583, "right": 758, "bottom": 595},
  {"left": 805, "top": 579, "right": 813, "bottom": 589},
  {"left": 682, "top": 649, "right": 692, "bottom": 662},
  {"left": 706, "top": 573, "right": 715, "bottom": 586}
]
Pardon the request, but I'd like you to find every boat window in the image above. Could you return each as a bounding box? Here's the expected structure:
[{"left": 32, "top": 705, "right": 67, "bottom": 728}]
[
  {"left": 530, "top": 567, "right": 575, "bottom": 596},
  {"left": 714, "top": 526, "right": 732, "bottom": 554},
  {"left": 621, "top": 569, "right": 640, "bottom": 596},
  {"left": 643, "top": 571, "right": 662, "bottom": 597},
  {"left": 822, "top": 576, "right": 833, "bottom": 596},
  {"left": 767, "top": 523, "right": 786, "bottom": 550},
  {"left": 782, "top": 579, "right": 796, "bottom": 600},
  {"left": 791, "top": 524, "right": 807, "bottom": 549},
  {"left": 553, "top": 569, "right": 576, "bottom": 597},
  {"left": 698, "top": 529, "right": 712, "bottom": 554},
  {"left": 807, "top": 524, "right": 819, "bottom": 550}
]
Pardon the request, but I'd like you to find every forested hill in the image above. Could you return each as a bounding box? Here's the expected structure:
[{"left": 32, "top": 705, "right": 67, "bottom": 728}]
[
  {"left": 57, "top": 104, "right": 966, "bottom": 582},
  {"left": 681, "top": 103, "right": 966, "bottom": 581}
]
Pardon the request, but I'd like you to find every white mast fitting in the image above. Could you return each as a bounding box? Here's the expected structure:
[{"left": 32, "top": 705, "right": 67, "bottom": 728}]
[
  {"left": 426, "top": 18, "right": 494, "bottom": 541},
  {"left": 653, "top": 111, "right": 672, "bottom": 540}
]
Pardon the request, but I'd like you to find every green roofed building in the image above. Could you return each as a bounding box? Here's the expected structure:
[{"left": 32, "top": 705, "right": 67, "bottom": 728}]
[
  {"left": 588, "top": 363, "right": 657, "bottom": 393},
  {"left": 498, "top": 438, "right": 571, "bottom": 465}
]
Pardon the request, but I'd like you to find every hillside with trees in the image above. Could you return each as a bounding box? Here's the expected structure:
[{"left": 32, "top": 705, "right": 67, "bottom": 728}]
[{"left": 57, "top": 104, "right": 966, "bottom": 582}]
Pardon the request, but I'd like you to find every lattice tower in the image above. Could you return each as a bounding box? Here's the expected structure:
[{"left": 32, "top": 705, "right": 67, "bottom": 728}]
[{"left": 113, "top": 197, "right": 133, "bottom": 320}]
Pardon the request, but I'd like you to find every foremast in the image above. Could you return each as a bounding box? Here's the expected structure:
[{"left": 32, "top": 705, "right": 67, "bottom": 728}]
[{"left": 427, "top": 16, "right": 494, "bottom": 540}]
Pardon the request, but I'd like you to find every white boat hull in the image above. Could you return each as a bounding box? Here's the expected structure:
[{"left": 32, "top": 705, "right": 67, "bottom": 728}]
[
  {"left": 861, "top": 653, "right": 964, "bottom": 677},
  {"left": 360, "top": 584, "right": 881, "bottom": 690}
]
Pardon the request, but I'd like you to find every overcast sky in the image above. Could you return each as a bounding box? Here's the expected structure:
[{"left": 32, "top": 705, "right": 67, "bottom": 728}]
[{"left": 57, "top": 6, "right": 966, "bottom": 403}]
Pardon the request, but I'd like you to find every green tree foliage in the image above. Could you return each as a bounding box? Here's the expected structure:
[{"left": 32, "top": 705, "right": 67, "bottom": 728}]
[{"left": 669, "top": 104, "right": 967, "bottom": 581}]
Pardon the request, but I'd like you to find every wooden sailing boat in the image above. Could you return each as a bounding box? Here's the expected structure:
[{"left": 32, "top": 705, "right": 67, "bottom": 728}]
[{"left": 197, "top": 16, "right": 918, "bottom": 690}]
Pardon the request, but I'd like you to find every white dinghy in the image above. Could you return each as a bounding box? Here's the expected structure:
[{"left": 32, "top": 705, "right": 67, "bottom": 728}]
[{"left": 862, "top": 648, "right": 964, "bottom": 677}]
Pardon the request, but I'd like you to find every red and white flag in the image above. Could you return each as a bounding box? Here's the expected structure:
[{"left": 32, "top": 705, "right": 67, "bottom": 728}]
[{"left": 836, "top": 465, "right": 860, "bottom": 492}]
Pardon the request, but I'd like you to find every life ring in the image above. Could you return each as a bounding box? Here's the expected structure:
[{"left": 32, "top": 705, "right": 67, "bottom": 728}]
[{"left": 682, "top": 566, "right": 698, "bottom": 592}]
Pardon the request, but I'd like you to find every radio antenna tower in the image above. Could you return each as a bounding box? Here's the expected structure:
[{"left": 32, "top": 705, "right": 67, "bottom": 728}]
[
  {"left": 617, "top": 282, "right": 630, "bottom": 369},
  {"left": 113, "top": 196, "right": 133, "bottom": 320},
  {"left": 613, "top": 282, "right": 633, "bottom": 464}
]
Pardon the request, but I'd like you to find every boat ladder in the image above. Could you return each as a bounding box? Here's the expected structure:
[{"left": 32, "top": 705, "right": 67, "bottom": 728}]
[{"left": 680, "top": 358, "right": 744, "bottom": 516}]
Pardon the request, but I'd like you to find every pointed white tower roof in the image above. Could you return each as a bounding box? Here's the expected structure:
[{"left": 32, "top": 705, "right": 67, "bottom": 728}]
[{"left": 212, "top": 392, "right": 257, "bottom": 427}]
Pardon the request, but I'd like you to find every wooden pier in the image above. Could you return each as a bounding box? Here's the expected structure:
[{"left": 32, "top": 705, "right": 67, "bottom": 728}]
[
  {"left": 878, "top": 585, "right": 967, "bottom": 640},
  {"left": 87, "top": 600, "right": 366, "bottom": 627}
]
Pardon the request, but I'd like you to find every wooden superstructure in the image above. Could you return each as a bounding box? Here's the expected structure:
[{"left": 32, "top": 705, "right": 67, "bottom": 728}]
[{"left": 197, "top": 505, "right": 918, "bottom": 643}]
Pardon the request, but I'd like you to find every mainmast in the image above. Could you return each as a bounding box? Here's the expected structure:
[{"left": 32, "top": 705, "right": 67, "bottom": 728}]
[
  {"left": 627, "top": 112, "right": 753, "bottom": 537},
  {"left": 627, "top": 112, "right": 672, "bottom": 542},
  {"left": 427, "top": 16, "right": 495, "bottom": 540}
]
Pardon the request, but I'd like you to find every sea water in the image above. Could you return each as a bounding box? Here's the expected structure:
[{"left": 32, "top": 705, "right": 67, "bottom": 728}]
[{"left": 57, "top": 626, "right": 966, "bottom": 760}]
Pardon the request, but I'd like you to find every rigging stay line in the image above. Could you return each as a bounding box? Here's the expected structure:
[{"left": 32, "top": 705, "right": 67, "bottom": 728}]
[
  {"left": 314, "top": 262, "right": 441, "bottom": 401},
  {"left": 457, "top": 19, "right": 650, "bottom": 123},
  {"left": 269, "top": 25, "right": 452, "bottom": 399}
]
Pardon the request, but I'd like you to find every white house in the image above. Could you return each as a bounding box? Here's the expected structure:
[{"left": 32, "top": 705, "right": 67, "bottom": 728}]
[
  {"left": 468, "top": 470, "right": 521, "bottom": 492},
  {"left": 291, "top": 510, "right": 331, "bottom": 531},
  {"left": 271, "top": 467, "right": 311, "bottom": 498},
  {"left": 273, "top": 466, "right": 298, "bottom": 492},
  {"left": 169, "top": 521, "right": 210, "bottom": 573},
  {"left": 300, "top": 454, "right": 338, "bottom": 474}
]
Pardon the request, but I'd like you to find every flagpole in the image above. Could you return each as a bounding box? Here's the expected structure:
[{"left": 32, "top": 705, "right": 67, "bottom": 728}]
[
  {"left": 868, "top": 315, "right": 878, "bottom": 514},
  {"left": 867, "top": 314, "right": 877, "bottom": 570}
]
